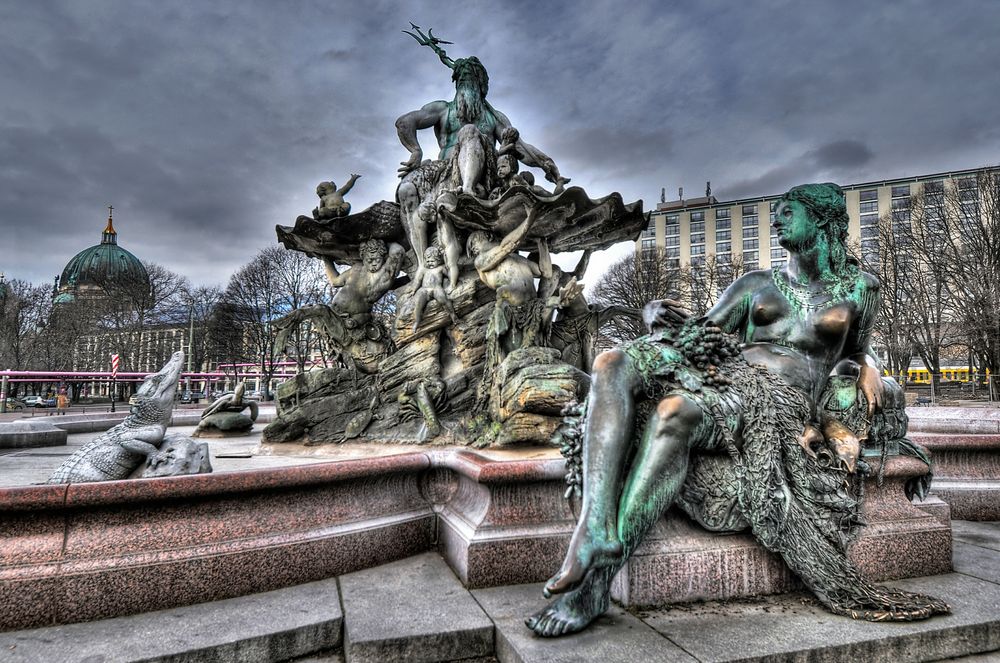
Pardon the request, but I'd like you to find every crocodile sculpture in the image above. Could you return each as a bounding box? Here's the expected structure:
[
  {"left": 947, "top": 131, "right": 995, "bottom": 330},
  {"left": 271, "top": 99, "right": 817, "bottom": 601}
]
[{"left": 48, "top": 351, "right": 185, "bottom": 484}]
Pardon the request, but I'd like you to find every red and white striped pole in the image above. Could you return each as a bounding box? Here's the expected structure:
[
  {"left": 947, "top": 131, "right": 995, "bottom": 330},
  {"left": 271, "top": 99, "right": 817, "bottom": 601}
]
[{"left": 110, "top": 353, "right": 120, "bottom": 413}]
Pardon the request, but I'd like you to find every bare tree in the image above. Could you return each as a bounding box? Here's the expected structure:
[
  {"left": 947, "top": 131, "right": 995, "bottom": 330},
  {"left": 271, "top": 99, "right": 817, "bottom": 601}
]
[
  {"left": 932, "top": 169, "right": 1000, "bottom": 398},
  {"left": 270, "top": 249, "right": 327, "bottom": 372},
  {"left": 681, "top": 253, "right": 752, "bottom": 317},
  {"left": 591, "top": 248, "right": 683, "bottom": 344},
  {"left": 896, "top": 190, "right": 959, "bottom": 391},
  {"left": 863, "top": 202, "right": 922, "bottom": 382},
  {"left": 0, "top": 279, "right": 52, "bottom": 394},
  {"left": 219, "top": 247, "right": 327, "bottom": 397},
  {"left": 83, "top": 262, "right": 191, "bottom": 375}
]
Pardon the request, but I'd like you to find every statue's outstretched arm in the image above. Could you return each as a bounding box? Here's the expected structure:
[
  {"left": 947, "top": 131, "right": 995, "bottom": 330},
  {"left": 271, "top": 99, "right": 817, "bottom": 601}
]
[
  {"left": 478, "top": 207, "right": 536, "bottom": 273},
  {"left": 493, "top": 108, "right": 565, "bottom": 184},
  {"left": 336, "top": 174, "right": 361, "bottom": 197},
  {"left": 572, "top": 249, "right": 593, "bottom": 281},
  {"left": 536, "top": 238, "right": 553, "bottom": 279},
  {"left": 322, "top": 257, "right": 348, "bottom": 288}
]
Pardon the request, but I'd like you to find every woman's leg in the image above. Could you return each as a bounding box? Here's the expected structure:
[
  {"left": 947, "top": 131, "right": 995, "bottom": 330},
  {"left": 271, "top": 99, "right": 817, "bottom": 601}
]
[
  {"left": 528, "top": 393, "right": 704, "bottom": 637},
  {"left": 616, "top": 394, "right": 703, "bottom": 554},
  {"left": 543, "top": 349, "right": 640, "bottom": 595}
]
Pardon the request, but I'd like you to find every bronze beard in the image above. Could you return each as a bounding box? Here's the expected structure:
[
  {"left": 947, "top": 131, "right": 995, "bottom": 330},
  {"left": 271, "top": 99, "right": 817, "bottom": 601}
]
[{"left": 455, "top": 80, "right": 485, "bottom": 124}]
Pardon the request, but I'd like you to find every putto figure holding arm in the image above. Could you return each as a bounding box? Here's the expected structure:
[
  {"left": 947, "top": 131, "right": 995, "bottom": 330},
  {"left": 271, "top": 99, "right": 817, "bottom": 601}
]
[
  {"left": 527, "top": 183, "right": 948, "bottom": 637},
  {"left": 411, "top": 245, "right": 460, "bottom": 331},
  {"left": 313, "top": 174, "right": 361, "bottom": 219}
]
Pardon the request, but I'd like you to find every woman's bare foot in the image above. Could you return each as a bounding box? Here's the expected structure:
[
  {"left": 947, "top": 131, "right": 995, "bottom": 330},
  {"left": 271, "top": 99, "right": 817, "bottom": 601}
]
[
  {"left": 527, "top": 568, "right": 612, "bottom": 637},
  {"left": 543, "top": 523, "right": 622, "bottom": 597}
]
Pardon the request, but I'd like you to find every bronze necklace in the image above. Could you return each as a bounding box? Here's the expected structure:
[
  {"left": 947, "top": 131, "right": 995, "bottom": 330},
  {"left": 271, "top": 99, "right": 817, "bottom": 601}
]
[{"left": 771, "top": 267, "right": 854, "bottom": 313}]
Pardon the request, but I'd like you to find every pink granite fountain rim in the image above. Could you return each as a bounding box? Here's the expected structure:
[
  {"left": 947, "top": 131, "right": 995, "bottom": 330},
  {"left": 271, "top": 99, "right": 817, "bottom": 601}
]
[
  {"left": 0, "top": 446, "right": 570, "bottom": 512},
  {"left": 910, "top": 432, "right": 1000, "bottom": 451}
]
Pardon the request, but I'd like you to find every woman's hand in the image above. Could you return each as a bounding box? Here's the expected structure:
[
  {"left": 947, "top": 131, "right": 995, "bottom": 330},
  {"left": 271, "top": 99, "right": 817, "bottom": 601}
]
[
  {"left": 643, "top": 299, "right": 692, "bottom": 331},
  {"left": 857, "top": 364, "right": 885, "bottom": 419}
]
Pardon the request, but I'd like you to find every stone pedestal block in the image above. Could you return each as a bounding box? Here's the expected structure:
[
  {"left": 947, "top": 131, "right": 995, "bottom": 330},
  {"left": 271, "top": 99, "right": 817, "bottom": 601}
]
[
  {"left": 913, "top": 431, "right": 1000, "bottom": 520},
  {"left": 612, "top": 455, "right": 951, "bottom": 607},
  {"left": 0, "top": 420, "right": 67, "bottom": 448},
  {"left": 433, "top": 450, "right": 576, "bottom": 589}
]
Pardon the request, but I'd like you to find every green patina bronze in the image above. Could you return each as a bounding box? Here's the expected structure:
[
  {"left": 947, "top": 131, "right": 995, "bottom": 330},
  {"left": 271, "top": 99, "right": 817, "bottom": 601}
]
[
  {"left": 530, "top": 183, "right": 948, "bottom": 637},
  {"left": 54, "top": 209, "right": 149, "bottom": 304}
]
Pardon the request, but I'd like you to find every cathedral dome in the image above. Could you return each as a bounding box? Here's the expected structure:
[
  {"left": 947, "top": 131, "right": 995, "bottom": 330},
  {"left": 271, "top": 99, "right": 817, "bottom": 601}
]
[{"left": 55, "top": 208, "right": 149, "bottom": 304}]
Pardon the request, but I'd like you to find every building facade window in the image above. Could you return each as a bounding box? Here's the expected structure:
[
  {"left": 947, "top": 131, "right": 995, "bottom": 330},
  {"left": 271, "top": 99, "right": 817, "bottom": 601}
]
[
  {"left": 859, "top": 201, "right": 878, "bottom": 213},
  {"left": 743, "top": 226, "right": 759, "bottom": 238},
  {"left": 860, "top": 189, "right": 878, "bottom": 202},
  {"left": 691, "top": 244, "right": 705, "bottom": 256},
  {"left": 743, "top": 238, "right": 759, "bottom": 250},
  {"left": 891, "top": 185, "right": 910, "bottom": 198},
  {"left": 715, "top": 241, "right": 731, "bottom": 253},
  {"left": 690, "top": 211, "right": 705, "bottom": 222},
  {"left": 690, "top": 233, "right": 705, "bottom": 244},
  {"left": 716, "top": 229, "right": 731, "bottom": 241}
]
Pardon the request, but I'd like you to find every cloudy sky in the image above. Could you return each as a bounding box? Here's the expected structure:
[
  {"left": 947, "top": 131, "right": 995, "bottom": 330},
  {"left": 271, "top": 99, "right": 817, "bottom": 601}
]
[{"left": 2, "top": 0, "right": 999, "bottom": 288}]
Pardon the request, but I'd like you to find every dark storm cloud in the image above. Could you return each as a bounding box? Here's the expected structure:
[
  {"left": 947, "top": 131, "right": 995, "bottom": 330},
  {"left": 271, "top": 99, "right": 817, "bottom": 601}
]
[
  {"left": 1, "top": 0, "right": 999, "bottom": 286},
  {"left": 726, "top": 139, "right": 875, "bottom": 199}
]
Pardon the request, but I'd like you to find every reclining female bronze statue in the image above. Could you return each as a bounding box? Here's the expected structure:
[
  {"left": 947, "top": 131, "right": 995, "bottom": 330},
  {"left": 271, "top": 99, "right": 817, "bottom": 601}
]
[{"left": 528, "top": 182, "right": 948, "bottom": 637}]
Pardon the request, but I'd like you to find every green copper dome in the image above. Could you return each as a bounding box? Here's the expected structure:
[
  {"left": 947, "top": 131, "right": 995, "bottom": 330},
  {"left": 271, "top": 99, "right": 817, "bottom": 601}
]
[{"left": 55, "top": 210, "right": 149, "bottom": 303}]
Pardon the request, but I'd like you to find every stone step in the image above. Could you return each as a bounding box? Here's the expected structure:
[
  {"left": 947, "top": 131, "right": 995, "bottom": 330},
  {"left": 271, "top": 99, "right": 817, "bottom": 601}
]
[
  {"left": 339, "top": 552, "right": 494, "bottom": 663},
  {"left": 473, "top": 583, "right": 696, "bottom": 663},
  {"left": 474, "top": 524, "right": 1000, "bottom": 663},
  {"left": 0, "top": 577, "right": 342, "bottom": 663},
  {"left": 5, "top": 530, "right": 1000, "bottom": 662},
  {"left": 478, "top": 573, "right": 1000, "bottom": 663}
]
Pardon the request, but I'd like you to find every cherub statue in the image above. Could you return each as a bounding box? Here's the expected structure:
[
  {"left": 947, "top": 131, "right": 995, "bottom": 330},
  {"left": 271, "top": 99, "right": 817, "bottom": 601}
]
[
  {"left": 415, "top": 198, "right": 461, "bottom": 292},
  {"left": 489, "top": 153, "right": 529, "bottom": 199},
  {"left": 313, "top": 174, "right": 361, "bottom": 219},
  {"left": 411, "top": 245, "right": 460, "bottom": 331}
]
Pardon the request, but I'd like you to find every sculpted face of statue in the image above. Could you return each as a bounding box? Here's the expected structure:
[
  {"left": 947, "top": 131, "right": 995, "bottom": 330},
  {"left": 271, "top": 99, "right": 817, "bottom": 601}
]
[
  {"left": 424, "top": 246, "right": 443, "bottom": 268},
  {"left": 773, "top": 200, "right": 820, "bottom": 252},
  {"left": 497, "top": 154, "right": 516, "bottom": 180},
  {"left": 466, "top": 231, "right": 492, "bottom": 257},
  {"left": 360, "top": 240, "right": 388, "bottom": 273}
]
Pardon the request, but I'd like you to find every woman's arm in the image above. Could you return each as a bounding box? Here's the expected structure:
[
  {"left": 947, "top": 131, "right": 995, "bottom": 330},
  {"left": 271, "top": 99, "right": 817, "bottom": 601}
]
[{"left": 843, "top": 274, "right": 884, "bottom": 418}]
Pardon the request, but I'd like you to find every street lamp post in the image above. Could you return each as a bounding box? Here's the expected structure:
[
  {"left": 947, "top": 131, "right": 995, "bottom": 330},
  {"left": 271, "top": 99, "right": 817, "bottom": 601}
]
[{"left": 110, "top": 353, "right": 120, "bottom": 413}]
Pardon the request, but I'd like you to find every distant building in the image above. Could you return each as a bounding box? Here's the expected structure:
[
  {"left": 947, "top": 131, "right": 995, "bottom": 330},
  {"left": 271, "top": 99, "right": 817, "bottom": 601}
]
[
  {"left": 49, "top": 208, "right": 192, "bottom": 380},
  {"left": 53, "top": 207, "right": 150, "bottom": 305},
  {"left": 639, "top": 167, "right": 991, "bottom": 277}
]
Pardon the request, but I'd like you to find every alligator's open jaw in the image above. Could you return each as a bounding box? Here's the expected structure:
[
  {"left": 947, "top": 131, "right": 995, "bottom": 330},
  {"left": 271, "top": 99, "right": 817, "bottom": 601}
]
[{"left": 132, "top": 350, "right": 185, "bottom": 406}]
